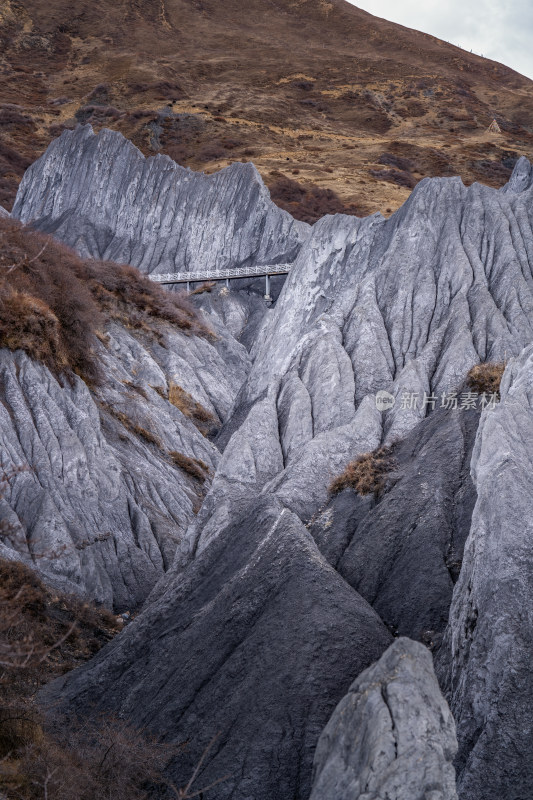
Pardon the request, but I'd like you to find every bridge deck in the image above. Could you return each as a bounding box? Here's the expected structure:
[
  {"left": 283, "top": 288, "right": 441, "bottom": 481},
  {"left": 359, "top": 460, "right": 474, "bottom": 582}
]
[{"left": 149, "top": 264, "right": 291, "bottom": 285}]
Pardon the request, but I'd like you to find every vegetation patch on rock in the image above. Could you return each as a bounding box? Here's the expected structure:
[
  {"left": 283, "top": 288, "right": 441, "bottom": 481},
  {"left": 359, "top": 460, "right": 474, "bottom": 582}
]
[
  {"left": 329, "top": 446, "right": 396, "bottom": 498},
  {"left": 0, "top": 218, "right": 213, "bottom": 383},
  {"left": 467, "top": 361, "right": 506, "bottom": 396}
]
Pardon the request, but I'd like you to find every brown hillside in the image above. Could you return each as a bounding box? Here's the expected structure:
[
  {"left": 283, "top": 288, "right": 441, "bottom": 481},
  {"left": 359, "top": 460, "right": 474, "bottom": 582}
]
[{"left": 1, "top": 0, "right": 533, "bottom": 218}]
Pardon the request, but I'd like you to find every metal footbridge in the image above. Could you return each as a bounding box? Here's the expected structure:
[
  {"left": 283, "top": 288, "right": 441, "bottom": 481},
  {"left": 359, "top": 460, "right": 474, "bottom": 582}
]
[{"left": 149, "top": 263, "right": 292, "bottom": 301}]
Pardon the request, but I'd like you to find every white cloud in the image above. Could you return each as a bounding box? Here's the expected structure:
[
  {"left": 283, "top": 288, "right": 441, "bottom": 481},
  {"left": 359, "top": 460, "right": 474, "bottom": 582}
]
[{"left": 347, "top": 0, "right": 533, "bottom": 79}]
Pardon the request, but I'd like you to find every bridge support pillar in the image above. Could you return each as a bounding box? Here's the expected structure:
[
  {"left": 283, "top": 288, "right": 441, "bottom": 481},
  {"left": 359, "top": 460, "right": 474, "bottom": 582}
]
[
  {"left": 226, "top": 278, "right": 230, "bottom": 289},
  {"left": 264, "top": 273, "right": 272, "bottom": 303},
  {"left": 186, "top": 281, "right": 190, "bottom": 293}
]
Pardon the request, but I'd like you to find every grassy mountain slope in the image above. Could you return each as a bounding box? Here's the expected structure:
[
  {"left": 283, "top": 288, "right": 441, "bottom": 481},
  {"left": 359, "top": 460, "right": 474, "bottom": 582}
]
[{"left": 1, "top": 0, "right": 533, "bottom": 218}]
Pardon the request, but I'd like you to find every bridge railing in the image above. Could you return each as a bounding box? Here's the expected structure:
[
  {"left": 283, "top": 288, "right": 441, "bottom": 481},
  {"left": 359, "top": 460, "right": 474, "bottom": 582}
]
[{"left": 149, "top": 264, "right": 291, "bottom": 285}]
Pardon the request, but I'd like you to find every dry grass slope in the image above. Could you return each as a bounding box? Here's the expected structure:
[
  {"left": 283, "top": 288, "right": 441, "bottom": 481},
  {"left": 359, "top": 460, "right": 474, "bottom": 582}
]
[
  {"left": 2, "top": 0, "right": 533, "bottom": 217},
  {"left": 0, "top": 218, "right": 213, "bottom": 382}
]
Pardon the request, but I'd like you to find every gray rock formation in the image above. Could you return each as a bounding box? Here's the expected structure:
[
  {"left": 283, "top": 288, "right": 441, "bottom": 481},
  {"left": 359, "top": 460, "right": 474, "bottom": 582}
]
[
  {"left": 11, "top": 125, "right": 309, "bottom": 275},
  {"left": 308, "top": 402, "right": 479, "bottom": 643},
  {"left": 0, "top": 311, "right": 251, "bottom": 609},
  {"left": 0, "top": 206, "right": 9, "bottom": 217},
  {"left": 41, "top": 498, "right": 392, "bottom": 800},
  {"left": 438, "top": 345, "right": 533, "bottom": 800},
  {"left": 7, "top": 131, "right": 533, "bottom": 798},
  {"left": 310, "top": 637, "right": 458, "bottom": 800},
  {"left": 175, "top": 165, "right": 533, "bottom": 570}
]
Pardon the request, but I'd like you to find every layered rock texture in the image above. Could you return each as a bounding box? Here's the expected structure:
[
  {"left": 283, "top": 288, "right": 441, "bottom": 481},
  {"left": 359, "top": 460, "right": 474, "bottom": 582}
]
[
  {"left": 3, "top": 127, "right": 533, "bottom": 798},
  {"left": 438, "top": 344, "right": 533, "bottom": 799},
  {"left": 0, "top": 320, "right": 247, "bottom": 609},
  {"left": 310, "top": 638, "right": 458, "bottom": 800}
]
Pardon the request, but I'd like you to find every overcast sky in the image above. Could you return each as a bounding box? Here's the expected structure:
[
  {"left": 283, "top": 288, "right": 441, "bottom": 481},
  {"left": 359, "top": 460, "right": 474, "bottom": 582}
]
[{"left": 347, "top": 1, "right": 533, "bottom": 79}]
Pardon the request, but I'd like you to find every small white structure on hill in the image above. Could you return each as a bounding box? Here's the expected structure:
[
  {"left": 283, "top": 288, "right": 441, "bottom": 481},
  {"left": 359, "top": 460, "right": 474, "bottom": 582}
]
[{"left": 487, "top": 119, "right": 502, "bottom": 133}]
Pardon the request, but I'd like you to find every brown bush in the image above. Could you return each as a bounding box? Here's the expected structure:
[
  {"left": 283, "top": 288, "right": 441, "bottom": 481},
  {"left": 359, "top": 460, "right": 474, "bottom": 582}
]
[
  {"left": 8, "top": 716, "right": 175, "bottom": 800},
  {"left": 0, "top": 544, "right": 166, "bottom": 799},
  {"left": 467, "top": 362, "right": 506, "bottom": 395},
  {"left": 86, "top": 259, "right": 214, "bottom": 340},
  {"left": 168, "top": 382, "right": 217, "bottom": 434},
  {"left": 169, "top": 451, "right": 209, "bottom": 482},
  {"left": 100, "top": 404, "right": 164, "bottom": 449},
  {"left": 378, "top": 151, "right": 415, "bottom": 171},
  {"left": 329, "top": 446, "right": 395, "bottom": 498},
  {"left": 2, "top": 715, "right": 227, "bottom": 800},
  {"left": 0, "top": 555, "right": 121, "bottom": 779},
  {"left": 75, "top": 105, "right": 124, "bottom": 125},
  {"left": 0, "top": 559, "right": 119, "bottom": 692},
  {"left": 0, "top": 218, "right": 213, "bottom": 382},
  {"left": 0, "top": 565, "right": 171, "bottom": 800},
  {"left": 129, "top": 80, "right": 185, "bottom": 101},
  {"left": 0, "top": 703, "right": 44, "bottom": 758},
  {"left": 86, "top": 84, "right": 110, "bottom": 103},
  {"left": 0, "top": 107, "right": 36, "bottom": 129},
  {"left": 0, "top": 220, "right": 103, "bottom": 382},
  {"left": 0, "top": 711, "right": 182, "bottom": 800}
]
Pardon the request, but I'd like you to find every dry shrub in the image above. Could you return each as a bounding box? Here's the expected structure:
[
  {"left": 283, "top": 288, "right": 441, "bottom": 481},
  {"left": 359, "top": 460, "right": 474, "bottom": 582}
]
[
  {"left": 0, "top": 556, "right": 217, "bottom": 799},
  {"left": 0, "top": 287, "right": 71, "bottom": 371},
  {"left": 3, "top": 717, "right": 226, "bottom": 800},
  {"left": 101, "top": 404, "right": 164, "bottom": 449},
  {"left": 122, "top": 379, "right": 149, "bottom": 400},
  {"left": 467, "top": 362, "right": 506, "bottom": 395},
  {"left": 0, "top": 140, "right": 31, "bottom": 210},
  {"left": 0, "top": 559, "right": 119, "bottom": 695},
  {"left": 169, "top": 451, "right": 209, "bottom": 482},
  {"left": 86, "top": 84, "right": 110, "bottom": 103},
  {"left": 74, "top": 105, "right": 123, "bottom": 125},
  {"left": 0, "top": 218, "right": 213, "bottom": 382},
  {"left": 0, "top": 107, "right": 36, "bottom": 129},
  {"left": 129, "top": 80, "right": 185, "bottom": 100},
  {"left": 168, "top": 382, "right": 217, "bottom": 434},
  {"left": 133, "top": 425, "right": 163, "bottom": 447},
  {"left": 86, "top": 260, "right": 214, "bottom": 341},
  {"left": 378, "top": 151, "right": 415, "bottom": 171},
  {"left": 0, "top": 220, "right": 103, "bottom": 382},
  {"left": 0, "top": 704, "right": 44, "bottom": 758},
  {"left": 10, "top": 716, "right": 175, "bottom": 800},
  {"left": 329, "top": 446, "right": 395, "bottom": 498},
  {"left": 0, "top": 555, "right": 125, "bottom": 795}
]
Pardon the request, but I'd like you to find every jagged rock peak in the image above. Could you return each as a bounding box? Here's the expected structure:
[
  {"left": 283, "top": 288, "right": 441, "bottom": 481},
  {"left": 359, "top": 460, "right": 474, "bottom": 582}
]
[
  {"left": 11, "top": 125, "right": 309, "bottom": 274},
  {"left": 310, "top": 637, "right": 458, "bottom": 800},
  {"left": 40, "top": 498, "right": 392, "bottom": 800},
  {"left": 501, "top": 154, "right": 533, "bottom": 193}
]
